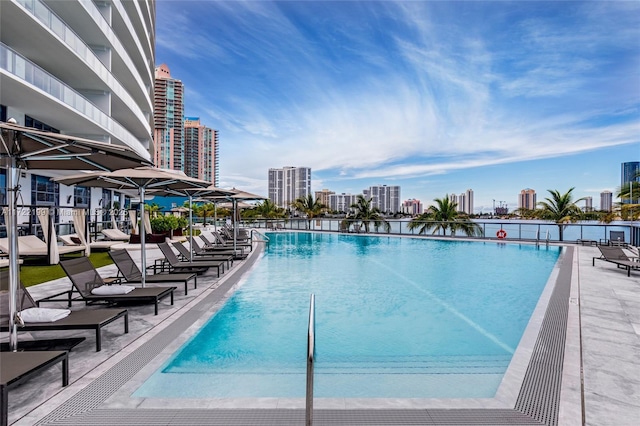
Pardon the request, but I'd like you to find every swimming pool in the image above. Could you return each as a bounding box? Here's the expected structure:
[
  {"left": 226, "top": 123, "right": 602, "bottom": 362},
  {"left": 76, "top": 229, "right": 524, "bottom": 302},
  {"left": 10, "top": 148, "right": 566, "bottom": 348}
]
[{"left": 134, "top": 233, "right": 562, "bottom": 399}]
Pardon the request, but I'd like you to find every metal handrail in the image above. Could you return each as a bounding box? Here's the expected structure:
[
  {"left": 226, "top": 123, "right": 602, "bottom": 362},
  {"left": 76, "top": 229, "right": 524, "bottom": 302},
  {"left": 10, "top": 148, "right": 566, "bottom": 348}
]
[
  {"left": 250, "top": 229, "right": 270, "bottom": 243},
  {"left": 545, "top": 230, "right": 550, "bottom": 247},
  {"left": 306, "top": 294, "right": 315, "bottom": 426}
]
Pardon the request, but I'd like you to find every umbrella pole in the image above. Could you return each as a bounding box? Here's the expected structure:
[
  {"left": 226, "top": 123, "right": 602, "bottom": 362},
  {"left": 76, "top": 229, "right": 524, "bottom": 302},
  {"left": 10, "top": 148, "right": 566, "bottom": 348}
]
[
  {"left": 139, "top": 186, "right": 146, "bottom": 287},
  {"left": 188, "top": 194, "right": 193, "bottom": 262},
  {"left": 233, "top": 199, "right": 237, "bottom": 253},
  {"left": 7, "top": 157, "right": 19, "bottom": 351},
  {"left": 214, "top": 203, "right": 217, "bottom": 233}
]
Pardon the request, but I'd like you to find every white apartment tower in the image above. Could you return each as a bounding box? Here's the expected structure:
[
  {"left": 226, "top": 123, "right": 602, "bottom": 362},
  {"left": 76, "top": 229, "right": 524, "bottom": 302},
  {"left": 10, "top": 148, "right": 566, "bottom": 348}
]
[
  {"left": 268, "top": 166, "right": 311, "bottom": 209},
  {"left": 363, "top": 185, "right": 401, "bottom": 214},
  {"left": 600, "top": 191, "right": 613, "bottom": 212},
  {"left": 328, "top": 193, "right": 359, "bottom": 213},
  {"left": 0, "top": 0, "right": 155, "bottom": 229}
]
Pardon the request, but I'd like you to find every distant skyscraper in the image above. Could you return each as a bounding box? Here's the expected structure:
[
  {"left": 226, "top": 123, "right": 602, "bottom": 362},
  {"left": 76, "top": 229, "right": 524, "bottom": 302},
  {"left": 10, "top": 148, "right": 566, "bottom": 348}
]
[
  {"left": 458, "top": 193, "right": 466, "bottom": 213},
  {"left": 402, "top": 199, "right": 423, "bottom": 215},
  {"left": 314, "top": 189, "right": 335, "bottom": 208},
  {"left": 600, "top": 191, "right": 613, "bottom": 212},
  {"left": 449, "top": 193, "right": 458, "bottom": 207},
  {"left": 268, "top": 167, "right": 311, "bottom": 209},
  {"left": 519, "top": 189, "right": 537, "bottom": 210},
  {"left": 363, "top": 185, "right": 401, "bottom": 214},
  {"left": 465, "top": 189, "right": 474, "bottom": 215},
  {"left": 621, "top": 162, "right": 640, "bottom": 204},
  {"left": 328, "top": 193, "right": 359, "bottom": 213},
  {"left": 183, "top": 117, "right": 219, "bottom": 185},
  {"left": 154, "top": 64, "right": 184, "bottom": 171},
  {"left": 584, "top": 196, "right": 593, "bottom": 212}
]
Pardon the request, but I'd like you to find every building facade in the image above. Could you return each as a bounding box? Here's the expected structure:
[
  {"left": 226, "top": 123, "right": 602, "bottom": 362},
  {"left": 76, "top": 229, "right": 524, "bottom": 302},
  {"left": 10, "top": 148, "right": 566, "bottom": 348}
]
[
  {"left": 184, "top": 117, "right": 219, "bottom": 185},
  {"left": 314, "top": 189, "right": 335, "bottom": 209},
  {"left": 328, "top": 193, "right": 359, "bottom": 213},
  {"left": 363, "top": 185, "right": 401, "bottom": 214},
  {"left": 600, "top": 191, "right": 613, "bottom": 212},
  {"left": 0, "top": 0, "right": 156, "bottom": 231},
  {"left": 621, "top": 162, "right": 640, "bottom": 204},
  {"left": 401, "top": 199, "right": 423, "bottom": 215},
  {"left": 519, "top": 188, "right": 537, "bottom": 210},
  {"left": 268, "top": 166, "right": 311, "bottom": 209},
  {"left": 583, "top": 196, "right": 593, "bottom": 212},
  {"left": 154, "top": 64, "right": 184, "bottom": 171}
]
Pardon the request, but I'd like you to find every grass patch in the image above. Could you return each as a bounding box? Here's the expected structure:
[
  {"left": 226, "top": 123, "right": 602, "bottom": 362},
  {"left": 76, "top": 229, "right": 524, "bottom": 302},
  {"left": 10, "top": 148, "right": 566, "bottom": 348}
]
[{"left": 19, "top": 252, "right": 113, "bottom": 288}]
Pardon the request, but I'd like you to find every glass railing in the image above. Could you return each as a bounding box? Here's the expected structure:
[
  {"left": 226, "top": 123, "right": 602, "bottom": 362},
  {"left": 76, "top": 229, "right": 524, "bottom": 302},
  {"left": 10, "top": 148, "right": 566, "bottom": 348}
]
[
  {"left": 241, "top": 218, "right": 639, "bottom": 245},
  {"left": 15, "top": 0, "right": 149, "bottom": 129},
  {"left": 0, "top": 43, "right": 148, "bottom": 158}
]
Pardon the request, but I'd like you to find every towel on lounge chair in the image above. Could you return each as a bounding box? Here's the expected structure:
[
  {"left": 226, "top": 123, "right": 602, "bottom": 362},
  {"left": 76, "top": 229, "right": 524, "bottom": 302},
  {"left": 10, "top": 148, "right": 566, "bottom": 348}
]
[
  {"left": 91, "top": 285, "right": 135, "bottom": 295},
  {"left": 19, "top": 308, "right": 71, "bottom": 323}
]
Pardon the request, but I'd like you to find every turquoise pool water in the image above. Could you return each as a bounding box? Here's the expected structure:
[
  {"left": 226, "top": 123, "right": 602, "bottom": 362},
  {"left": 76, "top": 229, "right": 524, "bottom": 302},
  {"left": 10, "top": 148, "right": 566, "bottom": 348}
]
[{"left": 134, "top": 233, "right": 562, "bottom": 399}]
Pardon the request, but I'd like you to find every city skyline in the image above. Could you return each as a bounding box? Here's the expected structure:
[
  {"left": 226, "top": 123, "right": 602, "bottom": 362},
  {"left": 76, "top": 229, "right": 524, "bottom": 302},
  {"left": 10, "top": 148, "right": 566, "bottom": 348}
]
[{"left": 155, "top": 1, "right": 639, "bottom": 213}]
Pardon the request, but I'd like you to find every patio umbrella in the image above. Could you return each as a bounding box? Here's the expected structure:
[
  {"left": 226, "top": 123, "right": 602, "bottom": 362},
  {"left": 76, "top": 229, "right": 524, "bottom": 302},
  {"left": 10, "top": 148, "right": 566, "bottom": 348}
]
[
  {"left": 0, "top": 122, "right": 152, "bottom": 352},
  {"left": 53, "top": 167, "right": 214, "bottom": 284}
]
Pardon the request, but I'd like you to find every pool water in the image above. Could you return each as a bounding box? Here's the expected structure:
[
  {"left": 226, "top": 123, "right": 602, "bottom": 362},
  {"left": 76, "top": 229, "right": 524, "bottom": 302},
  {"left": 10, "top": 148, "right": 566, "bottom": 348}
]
[{"left": 134, "top": 233, "right": 561, "bottom": 399}]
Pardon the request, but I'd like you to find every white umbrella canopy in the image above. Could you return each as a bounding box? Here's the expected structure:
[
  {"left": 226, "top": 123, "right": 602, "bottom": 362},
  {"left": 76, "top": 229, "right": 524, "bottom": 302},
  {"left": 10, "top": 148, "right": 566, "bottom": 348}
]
[
  {"left": 0, "top": 122, "right": 152, "bottom": 352},
  {"left": 53, "top": 167, "right": 217, "bottom": 281}
]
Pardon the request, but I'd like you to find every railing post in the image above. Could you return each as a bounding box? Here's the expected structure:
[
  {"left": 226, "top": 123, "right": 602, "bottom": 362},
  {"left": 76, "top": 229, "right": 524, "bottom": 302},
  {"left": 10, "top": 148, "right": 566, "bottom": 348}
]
[{"left": 306, "top": 294, "right": 315, "bottom": 426}]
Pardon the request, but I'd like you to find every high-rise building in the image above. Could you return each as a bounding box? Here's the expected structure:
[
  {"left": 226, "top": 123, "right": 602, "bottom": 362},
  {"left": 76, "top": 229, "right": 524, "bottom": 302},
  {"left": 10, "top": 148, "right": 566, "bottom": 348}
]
[
  {"left": 449, "top": 193, "right": 458, "bottom": 208},
  {"left": 0, "top": 0, "right": 155, "bottom": 228},
  {"left": 583, "top": 196, "right": 593, "bottom": 212},
  {"left": 621, "top": 162, "right": 640, "bottom": 204},
  {"left": 328, "top": 193, "right": 359, "bottom": 213},
  {"left": 154, "top": 64, "right": 184, "bottom": 171},
  {"left": 184, "top": 117, "right": 219, "bottom": 185},
  {"left": 268, "top": 166, "right": 311, "bottom": 209},
  {"left": 519, "top": 189, "right": 537, "bottom": 210},
  {"left": 600, "top": 191, "right": 613, "bottom": 212},
  {"left": 314, "top": 189, "right": 335, "bottom": 208},
  {"left": 402, "top": 199, "right": 423, "bottom": 215},
  {"left": 363, "top": 185, "right": 401, "bottom": 214},
  {"left": 464, "top": 189, "right": 474, "bottom": 215}
]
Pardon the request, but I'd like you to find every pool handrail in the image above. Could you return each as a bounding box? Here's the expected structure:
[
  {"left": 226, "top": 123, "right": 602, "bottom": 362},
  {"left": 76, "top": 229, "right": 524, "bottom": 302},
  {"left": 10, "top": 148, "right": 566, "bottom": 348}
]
[{"left": 306, "top": 294, "right": 315, "bottom": 426}]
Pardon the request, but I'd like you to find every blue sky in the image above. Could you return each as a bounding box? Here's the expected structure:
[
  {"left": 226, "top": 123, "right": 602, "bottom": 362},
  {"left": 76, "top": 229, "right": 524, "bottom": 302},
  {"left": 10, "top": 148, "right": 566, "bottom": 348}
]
[{"left": 155, "top": 0, "right": 639, "bottom": 213}]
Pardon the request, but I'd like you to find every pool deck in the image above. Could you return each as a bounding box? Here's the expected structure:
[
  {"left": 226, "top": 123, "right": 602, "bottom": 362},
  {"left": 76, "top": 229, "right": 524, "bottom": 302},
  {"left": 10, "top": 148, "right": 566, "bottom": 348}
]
[{"left": 1, "top": 235, "right": 639, "bottom": 425}]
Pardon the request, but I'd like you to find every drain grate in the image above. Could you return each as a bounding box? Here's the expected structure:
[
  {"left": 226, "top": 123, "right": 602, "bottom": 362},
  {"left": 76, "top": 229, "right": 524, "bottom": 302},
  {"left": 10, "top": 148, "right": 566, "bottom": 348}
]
[{"left": 34, "top": 244, "right": 573, "bottom": 426}]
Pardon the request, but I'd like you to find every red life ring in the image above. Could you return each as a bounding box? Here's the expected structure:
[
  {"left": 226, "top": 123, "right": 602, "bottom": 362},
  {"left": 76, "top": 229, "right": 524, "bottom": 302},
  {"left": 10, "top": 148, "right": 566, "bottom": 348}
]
[{"left": 496, "top": 229, "right": 507, "bottom": 239}]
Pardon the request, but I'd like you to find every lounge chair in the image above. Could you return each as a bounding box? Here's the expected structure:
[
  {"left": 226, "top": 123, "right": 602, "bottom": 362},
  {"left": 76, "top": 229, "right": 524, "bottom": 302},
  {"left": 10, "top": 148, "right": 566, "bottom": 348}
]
[
  {"left": 108, "top": 249, "right": 197, "bottom": 295},
  {"left": 156, "top": 242, "right": 225, "bottom": 276},
  {"left": 0, "top": 271, "right": 128, "bottom": 352},
  {"left": 101, "top": 228, "right": 131, "bottom": 242},
  {"left": 51, "top": 257, "right": 176, "bottom": 315},
  {"left": 1, "top": 350, "right": 68, "bottom": 426},
  {"left": 191, "top": 235, "right": 248, "bottom": 260},
  {"left": 592, "top": 246, "right": 639, "bottom": 277},
  {"left": 173, "top": 241, "right": 233, "bottom": 269},
  {"left": 0, "top": 235, "right": 86, "bottom": 257},
  {"left": 202, "top": 231, "right": 252, "bottom": 252},
  {"left": 599, "top": 231, "right": 628, "bottom": 247},
  {"left": 59, "top": 233, "right": 121, "bottom": 251}
]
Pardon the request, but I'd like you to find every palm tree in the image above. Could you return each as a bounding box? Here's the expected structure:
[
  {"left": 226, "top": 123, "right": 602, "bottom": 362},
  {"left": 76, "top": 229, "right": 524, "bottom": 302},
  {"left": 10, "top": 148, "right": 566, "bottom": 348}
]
[
  {"left": 192, "top": 202, "right": 217, "bottom": 225},
  {"left": 408, "top": 195, "right": 482, "bottom": 236},
  {"left": 536, "top": 188, "right": 584, "bottom": 241},
  {"left": 348, "top": 195, "right": 390, "bottom": 233},
  {"left": 248, "top": 199, "right": 285, "bottom": 218},
  {"left": 291, "top": 194, "right": 325, "bottom": 229}
]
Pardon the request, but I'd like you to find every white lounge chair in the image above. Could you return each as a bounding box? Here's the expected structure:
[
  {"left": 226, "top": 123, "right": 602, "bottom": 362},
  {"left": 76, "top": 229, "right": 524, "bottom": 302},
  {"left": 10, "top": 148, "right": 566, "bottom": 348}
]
[
  {"left": 0, "top": 235, "right": 85, "bottom": 257},
  {"left": 101, "top": 228, "right": 131, "bottom": 242},
  {"left": 59, "top": 233, "right": 120, "bottom": 251}
]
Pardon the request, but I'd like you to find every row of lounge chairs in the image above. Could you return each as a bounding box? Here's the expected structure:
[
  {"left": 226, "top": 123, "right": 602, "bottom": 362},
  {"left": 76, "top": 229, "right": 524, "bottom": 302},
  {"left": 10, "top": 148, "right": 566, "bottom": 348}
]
[{"left": 1, "top": 230, "right": 254, "bottom": 424}]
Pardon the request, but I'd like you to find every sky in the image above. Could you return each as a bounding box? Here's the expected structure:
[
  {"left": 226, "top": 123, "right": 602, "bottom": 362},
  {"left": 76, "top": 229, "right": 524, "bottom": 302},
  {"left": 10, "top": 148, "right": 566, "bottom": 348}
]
[{"left": 155, "top": 0, "right": 640, "bottom": 213}]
